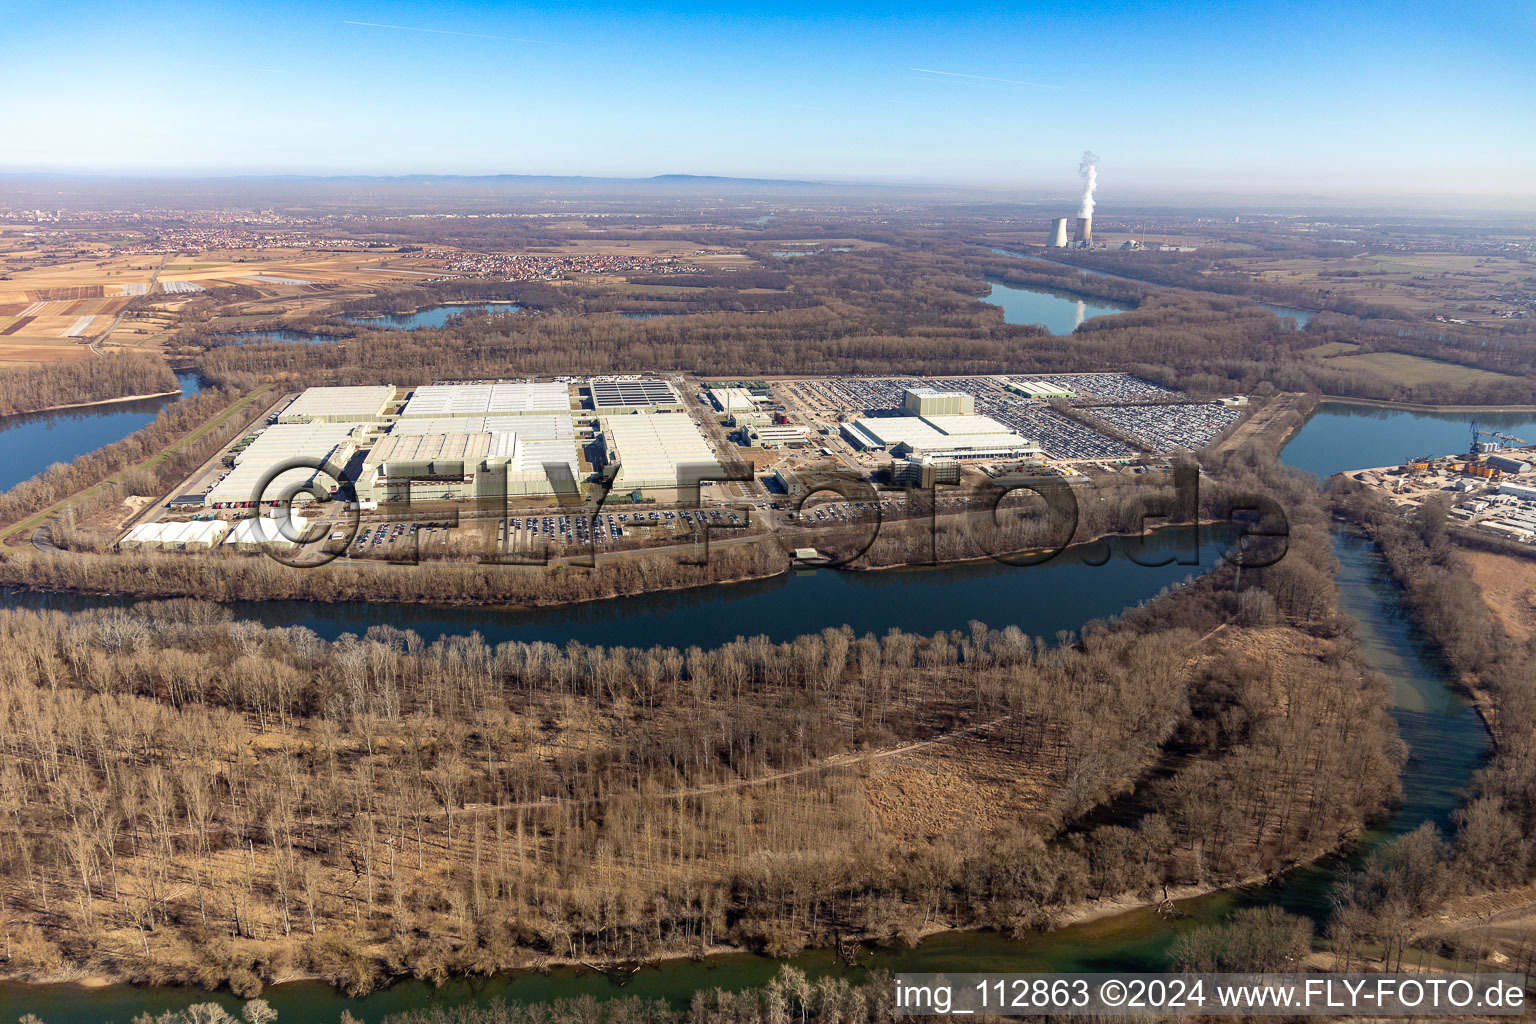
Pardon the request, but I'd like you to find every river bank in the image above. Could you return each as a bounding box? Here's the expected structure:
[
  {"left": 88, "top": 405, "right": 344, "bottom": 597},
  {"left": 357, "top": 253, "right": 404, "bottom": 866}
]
[
  {"left": 0, "top": 388, "right": 184, "bottom": 420},
  {"left": 1320, "top": 394, "right": 1536, "bottom": 414}
]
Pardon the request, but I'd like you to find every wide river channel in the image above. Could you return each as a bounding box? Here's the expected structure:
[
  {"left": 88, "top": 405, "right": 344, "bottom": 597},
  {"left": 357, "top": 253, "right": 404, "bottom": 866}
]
[{"left": 0, "top": 399, "right": 1517, "bottom": 1021}]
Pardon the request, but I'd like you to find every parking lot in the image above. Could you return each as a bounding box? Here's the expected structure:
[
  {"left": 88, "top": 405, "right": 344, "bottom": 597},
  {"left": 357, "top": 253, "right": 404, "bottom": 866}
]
[
  {"left": 502, "top": 507, "right": 748, "bottom": 551},
  {"left": 1084, "top": 402, "right": 1242, "bottom": 453},
  {"left": 774, "top": 375, "right": 1143, "bottom": 462},
  {"left": 1014, "top": 373, "right": 1180, "bottom": 405}
]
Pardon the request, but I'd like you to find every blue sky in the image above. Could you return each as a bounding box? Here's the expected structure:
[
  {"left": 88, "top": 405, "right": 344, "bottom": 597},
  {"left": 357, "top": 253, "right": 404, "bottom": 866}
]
[{"left": 2, "top": 0, "right": 1532, "bottom": 195}]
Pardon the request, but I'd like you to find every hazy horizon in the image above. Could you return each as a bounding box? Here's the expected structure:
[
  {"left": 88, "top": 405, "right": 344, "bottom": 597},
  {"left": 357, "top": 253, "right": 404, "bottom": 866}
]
[{"left": 3, "top": 0, "right": 1532, "bottom": 198}]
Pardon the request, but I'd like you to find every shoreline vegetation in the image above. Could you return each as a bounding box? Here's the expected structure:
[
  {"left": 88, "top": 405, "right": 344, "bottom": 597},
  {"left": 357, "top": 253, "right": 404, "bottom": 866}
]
[
  {"left": 0, "top": 353, "right": 180, "bottom": 420},
  {"left": 0, "top": 387, "right": 183, "bottom": 419}
]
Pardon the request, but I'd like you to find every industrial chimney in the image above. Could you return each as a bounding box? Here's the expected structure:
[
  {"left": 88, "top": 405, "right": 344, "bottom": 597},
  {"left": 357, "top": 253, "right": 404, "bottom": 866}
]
[
  {"left": 1047, "top": 217, "right": 1068, "bottom": 247},
  {"left": 1073, "top": 215, "right": 1093, "bottom": 247}
]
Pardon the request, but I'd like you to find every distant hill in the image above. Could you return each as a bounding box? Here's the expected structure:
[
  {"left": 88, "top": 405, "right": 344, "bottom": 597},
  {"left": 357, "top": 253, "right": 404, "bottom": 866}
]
[{"left": 215, "top": 172, "right": 831, "bottom": 188}]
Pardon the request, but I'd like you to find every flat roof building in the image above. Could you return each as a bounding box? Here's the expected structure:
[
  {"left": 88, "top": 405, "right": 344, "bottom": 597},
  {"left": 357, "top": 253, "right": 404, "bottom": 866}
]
[
  {"left": 709, "top": 386, "right": 762, "bottom": 413},
  {"left": 893, "top": 455, "right": 962, "bottom": 488},
  {"left": 278, "top": 386, "right": 396, "bottom": 424},
  {"left": 391, "top": 414, "right": 576, "bottom": 441},
  {"left": 356, "top": 420, "right": 581, "bottom": 503},
  {"left": 1008, "top": 380, "right": 1076, "bottom": 399},
  {"left": 745, "top": 424, "right": 808, "bottom": 449},
  {"left": 601, "top": 413, "right": 725, "bottom": 491},
  {"left": 399, "top": 381, "right": 571, "bottom": 418},
  {"left": 589, "top": 377, "right": 685, "bottom": 414},
  {"left": 844, "top": 414, "right": 1039, "bottom": 461}
]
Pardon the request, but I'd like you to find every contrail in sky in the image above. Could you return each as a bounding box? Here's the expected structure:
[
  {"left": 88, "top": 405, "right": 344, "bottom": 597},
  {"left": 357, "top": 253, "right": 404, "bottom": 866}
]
[
  {"left": 342, "top": 20, "right": 547, "bottom": 43},
  {"left": 909, "top": 68, "right": 1066, "bottom": 90}
]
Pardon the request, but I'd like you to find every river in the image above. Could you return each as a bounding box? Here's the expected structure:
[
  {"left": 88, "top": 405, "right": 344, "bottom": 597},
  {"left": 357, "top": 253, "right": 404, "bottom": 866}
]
[
  {"left": 0, "top": 371, "right": 200, "bottom": 493},
  {"left": 0, "top": 402, "right": 1499, "bottom": 1022}
]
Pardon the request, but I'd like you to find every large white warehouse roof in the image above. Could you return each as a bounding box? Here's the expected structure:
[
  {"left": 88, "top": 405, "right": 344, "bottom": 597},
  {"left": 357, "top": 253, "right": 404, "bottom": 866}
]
[
  {"left": 206, "top": 422, "right": 361, "bottom": 506},
  {"left": 278, "top": 385, "right": 395, "bottom": 423},
  {"left": 391, "top": 414, "right": 576, "bottom": 441},
  {"left": 850, "top": 414, "right": 1036, "bottom": 458},
  {"left": 400, "top": 382, "right": 571, "bottom": 417},
  {"left": 603, "top": 413, "right": 724, "bottom": 490}
]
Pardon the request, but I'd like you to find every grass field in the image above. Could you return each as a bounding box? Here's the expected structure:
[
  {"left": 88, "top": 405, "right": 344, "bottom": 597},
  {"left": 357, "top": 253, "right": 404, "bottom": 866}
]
[
  {"left": 1327, "top": 350, "right": 1517, "bottom": 387},
  {"left": 1303, "top": 341, "right": 1361, "bottom": 357}
]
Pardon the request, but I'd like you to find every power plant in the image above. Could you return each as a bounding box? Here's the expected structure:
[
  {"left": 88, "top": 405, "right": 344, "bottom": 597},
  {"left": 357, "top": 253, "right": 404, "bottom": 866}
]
[{"left": 1045, "top": 152, "right": 1099, "bottom": 249}]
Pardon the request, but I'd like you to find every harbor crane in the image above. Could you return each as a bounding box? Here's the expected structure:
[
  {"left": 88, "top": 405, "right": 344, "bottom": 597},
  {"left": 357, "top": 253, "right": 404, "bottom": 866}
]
[{"left": 1470, "top": 420, "right": 1528, "bottom": 453}]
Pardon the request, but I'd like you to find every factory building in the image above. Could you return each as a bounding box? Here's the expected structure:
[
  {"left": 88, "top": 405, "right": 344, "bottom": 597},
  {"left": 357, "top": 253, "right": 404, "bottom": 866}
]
[
  {"left": 708, "top": 387, "right": 763, "bottom": 414},
  {"left": 903, "top": 387, "right": 975, "bottom": 417},
  {"left": 399, "top": 381, "right": 571, "bottom": 418},
  {"left": 355, "top": 421, "right": 582, "bottom": 503},
  {"left": 1047, "top": 218, "right": 1069, "bottom": 248},
  {"left": 892, "top": 455, "right": 962, "bottom": 488},
  {"left": 1009, "top": 380, "right": 1076, "bottom": 399},
  {"left": 600, "top": 413, "right": 725, "bottom": 491},
  {"left": 205, "top": 422, "right": 362, "bottom": 507},
  {"left": 588, "top": 377, "right": 685, "bottom": 414},
  {"left": 278, "top": 385, "right": 396, "bottom": 424},
  {"left": 729, "top": 410, "right": 772, "bottom": 429},
  {"left": 390, "top": 414, "right": 576, "bottom": 442},
  {"left": 841, "top": 414, "right": 1039, "bottom": 461},
  {"left": 389, "top": 414, "right": 581, "bottom": 491},
  {"left": 744, "top": 424, "right": 808, "bottom": 449}
]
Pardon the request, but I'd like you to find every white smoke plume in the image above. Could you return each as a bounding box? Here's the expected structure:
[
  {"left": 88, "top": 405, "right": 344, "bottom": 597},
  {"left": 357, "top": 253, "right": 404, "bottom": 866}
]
[{"left": 1077, "top": 150, "right": 1099, "bottom": 219}]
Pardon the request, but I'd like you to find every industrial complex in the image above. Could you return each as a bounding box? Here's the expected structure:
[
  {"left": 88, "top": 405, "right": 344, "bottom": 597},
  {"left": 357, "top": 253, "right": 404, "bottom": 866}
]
[{"left": 127, "top": 367, "right": 1253, "bottom": 559}]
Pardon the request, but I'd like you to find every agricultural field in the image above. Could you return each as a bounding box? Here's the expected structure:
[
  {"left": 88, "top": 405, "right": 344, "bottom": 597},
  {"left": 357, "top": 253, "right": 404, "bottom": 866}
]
[
  {"left": 1323, "top": 350, "right": 1518, "bottom": 388},
  {"left": 1231, "top": 251, "right": 1536, "bottom": 321}
]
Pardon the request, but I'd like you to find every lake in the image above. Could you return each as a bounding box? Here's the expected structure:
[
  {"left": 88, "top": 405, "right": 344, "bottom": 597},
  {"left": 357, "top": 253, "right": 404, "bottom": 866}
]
[
  {"left": 983, "top": 277, "right": 1132, "bottom": 335},
  {"left": 340, "top": 303, "right": 521, "bottom": 330},
  {"left": 1260, "top": 303, "right": 1314, "bottom": 327},
  {"left": 0, "top": 371, "right": 200, "bottom": 494},
  {"left": 1282, "top": 401, "right": 1536, "bottom": 477}
]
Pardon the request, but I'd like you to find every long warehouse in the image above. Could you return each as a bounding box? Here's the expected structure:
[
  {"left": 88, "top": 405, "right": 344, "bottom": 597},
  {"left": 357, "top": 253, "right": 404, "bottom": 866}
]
[
  {"left": 206, "top": 422, "right": 362, "bottom": 506},
  {"left": 278, "top": 385, "right": 396, "bottom": 424},
  {"left": 601, "top": 413, "right": 725, "bottom": 491}
]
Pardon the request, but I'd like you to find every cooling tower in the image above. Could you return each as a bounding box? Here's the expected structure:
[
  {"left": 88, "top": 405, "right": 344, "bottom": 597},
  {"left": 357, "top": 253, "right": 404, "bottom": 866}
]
[
  {"left": 1073, "top": 216, "right": 1093, "bottom": 246},
  {"left": 1047, "top": 217, "right": 1069, "bottom": 247}
]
